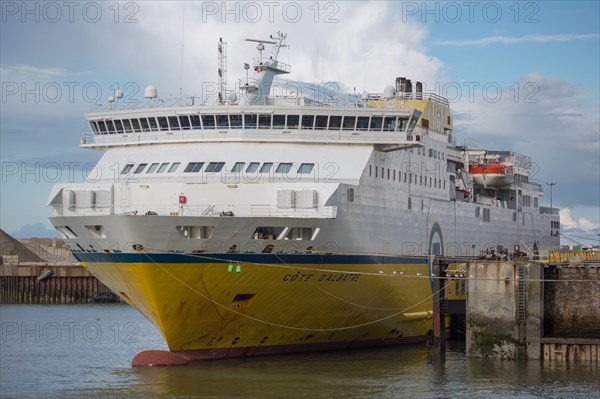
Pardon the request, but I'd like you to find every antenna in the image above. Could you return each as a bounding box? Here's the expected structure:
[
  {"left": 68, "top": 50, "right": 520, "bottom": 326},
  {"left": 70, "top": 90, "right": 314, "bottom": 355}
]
[
  {"left": 179, "top": 4, "right": 185, "bottom": 104},
  {"left": 244, "top": 63, "right": 250, "bottom": 86},
  {"left": 218, "top": 37, "right": 228, "bottom": 105}
]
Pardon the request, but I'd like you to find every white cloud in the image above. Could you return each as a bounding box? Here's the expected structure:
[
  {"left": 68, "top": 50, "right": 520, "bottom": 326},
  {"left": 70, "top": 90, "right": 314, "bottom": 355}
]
[
  {"left": 436, "top": 33, "right": 600, "bottom": 47},
  {"left": 0, "top": 65, "right": 89, "bottom": 79},
  {"left": 560, "top": 208, "right": 599, "bottom": 232},
  {"left": 101, "top": 1, "right": 445, "bottom": 98},
  {"left": 452, "top": 73, "right": 599, "bottom": 191}
]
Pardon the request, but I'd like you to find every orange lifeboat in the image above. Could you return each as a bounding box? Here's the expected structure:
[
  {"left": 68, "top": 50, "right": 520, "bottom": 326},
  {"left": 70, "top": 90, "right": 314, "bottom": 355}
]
[{"left": 470, "top": 163, "right": 514, "bottom": 187}]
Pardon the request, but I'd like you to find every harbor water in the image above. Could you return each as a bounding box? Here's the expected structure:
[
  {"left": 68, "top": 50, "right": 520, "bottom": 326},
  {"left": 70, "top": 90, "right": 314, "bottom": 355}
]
[{"left": 1, "top": 304, "right": 598, "bottom": 399}]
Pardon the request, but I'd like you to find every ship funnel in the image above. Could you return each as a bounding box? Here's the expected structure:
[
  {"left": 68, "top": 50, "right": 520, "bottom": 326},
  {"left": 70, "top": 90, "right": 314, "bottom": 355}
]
[
  {"left": 415, "top": 82, "right": 423, "bottom": 99},
  {"left": 396, "top": 77, "right": 406, "bottom": 93}
]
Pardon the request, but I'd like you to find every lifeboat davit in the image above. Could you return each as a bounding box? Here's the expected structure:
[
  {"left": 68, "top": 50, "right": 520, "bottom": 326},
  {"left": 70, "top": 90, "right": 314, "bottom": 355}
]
[{"left": 470, "top": 163, "right": 514, "bottom": 187}]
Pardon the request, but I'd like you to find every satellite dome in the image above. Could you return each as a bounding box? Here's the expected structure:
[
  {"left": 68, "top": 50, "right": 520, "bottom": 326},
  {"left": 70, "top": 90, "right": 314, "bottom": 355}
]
[
  {"left": 383, "top": 85, "right": 396, "bottom": 99},
  {"left": 144, "top": 85, "right": 158, "bottom": 99}
]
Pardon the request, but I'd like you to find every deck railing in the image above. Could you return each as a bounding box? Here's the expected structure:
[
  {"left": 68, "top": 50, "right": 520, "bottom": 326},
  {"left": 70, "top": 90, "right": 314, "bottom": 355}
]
[{"left": 52, "top": 204, "right": 337, "bottom": 219}]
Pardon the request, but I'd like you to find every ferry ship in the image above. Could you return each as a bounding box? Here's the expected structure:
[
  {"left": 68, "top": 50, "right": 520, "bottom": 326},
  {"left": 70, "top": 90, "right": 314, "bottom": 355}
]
[{"left": 48, "top": 33, "right": 560, "bottom": 362}]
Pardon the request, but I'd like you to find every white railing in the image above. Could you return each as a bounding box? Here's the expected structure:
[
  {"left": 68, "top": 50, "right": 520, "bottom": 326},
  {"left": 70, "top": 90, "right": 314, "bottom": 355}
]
[
  {"left": 81, "top": 129, "right": 420, "bottom": 147},
  {"left": 52, "top": 204, "right": 337, "bottom": 219}
]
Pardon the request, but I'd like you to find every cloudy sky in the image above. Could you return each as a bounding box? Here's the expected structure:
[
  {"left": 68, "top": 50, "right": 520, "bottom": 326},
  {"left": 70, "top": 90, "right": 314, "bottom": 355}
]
[{"left": 1, "top": 1, "right": 599, "bottom": 246}]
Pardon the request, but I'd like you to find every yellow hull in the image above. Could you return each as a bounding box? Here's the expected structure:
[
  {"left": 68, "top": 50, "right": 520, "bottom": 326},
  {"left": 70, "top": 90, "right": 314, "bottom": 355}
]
[{"left": 79, "top": 253, "right": 439, "bottom": 359}]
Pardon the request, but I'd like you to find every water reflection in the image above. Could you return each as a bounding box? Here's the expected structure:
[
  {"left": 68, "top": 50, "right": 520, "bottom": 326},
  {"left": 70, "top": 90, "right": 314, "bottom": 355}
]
[{"left": 1, "top": 305, "right": 598, "bottom": 399}]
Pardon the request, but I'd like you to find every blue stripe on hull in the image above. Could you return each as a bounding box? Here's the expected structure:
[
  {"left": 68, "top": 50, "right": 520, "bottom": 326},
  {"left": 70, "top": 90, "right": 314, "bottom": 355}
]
[{"left": 73, "top": 252, "right": 434, "bottom": 265}]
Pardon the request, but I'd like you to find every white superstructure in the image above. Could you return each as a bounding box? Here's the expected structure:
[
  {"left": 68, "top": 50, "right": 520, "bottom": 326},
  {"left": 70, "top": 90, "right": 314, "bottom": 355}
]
[{"left": 49, "top": 32, "right": 560, "bottom": 260}]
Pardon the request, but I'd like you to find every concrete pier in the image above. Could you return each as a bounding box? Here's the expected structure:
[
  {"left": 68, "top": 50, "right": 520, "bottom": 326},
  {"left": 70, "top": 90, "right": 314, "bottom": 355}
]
[{"left": 466, "top": 260, "right": 600, "bottom": 362}]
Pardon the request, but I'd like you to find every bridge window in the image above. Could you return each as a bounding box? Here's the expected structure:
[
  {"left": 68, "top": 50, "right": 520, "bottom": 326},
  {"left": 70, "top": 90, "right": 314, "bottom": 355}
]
[
  {"left": 205, "top": 162, "right": 225, "bottom": 173},
  {"left": 202, "top": 115, "right": 215, "bottom": 129},
  {"left": 179, "top": 115, "right": 191, "bottom": 130},
  {"left": 273, "top": 114, "right": 285, "bottom": 128},
  {"left": 356, "top": 117, "right": 369, "bottom": 130},
  {"left": 106, "top": 120, "right": 116, "bottom": 134},
  {"left": 301, "top": 115, "right": 315, "bottom": 129},
  {"left": 148, "top": 117, "right": 158, "bottom": 131},
  {"left": 115, "top": 119, "right": 125, "bottom": 133},
  {"left": 122, "top": 119, "right": 132, "bottom": 133},
  {"left": 216, "top": 115, "right": 229, "bottom": 129},
  {"left": 190, "top": 115, "right": 201, "bottom": 129},
  {"left": 286, "top": 115, "right": 299, "bottom": 129},
  {"left": 147, "top": 163, "right": 159, "bottom": 173},
  {"left": 329, "top": 116, "right": 342, "bottom": 130},
  {"left": 244, "top": 114, "right": 257, "bottom": 129},
  {"left": 97, "top": 121, "right": 107, "bottom": 134},
  {"left": 168, "top": 162, "right": 180, "bottom": 173},
  {"left": 298, "top": 163, "right": 314, "bottom": 174},
  {"left": 131, "top": 119, "right": 141, "bottom": 132},
  {"left": 276, "top": 163, "right": 292, "bottom": 173},
  {"left": 184, "top": 162, "right": 204, "bottom": 173},
  {"left": 157, "top": 163, "right": 169, "bottom": 173},
  {"left": 89, "top": 121, "right": 98, "bottom": 134},
  {"left": 158, "top": 117, "right": 169, "bottom": 131},
  {"left": 259, "top": 114, "right": 271, "bottom": 128},
  {"left": 342, "top": 116, "right": 356, "bottom": 130},
  {"left": 315, "top": 115, "right": 328, "bottom": 130},
  {"left": 231, "top": 162, "right": 245, "bottom": 172},
  {"left": 246, "top": 162, "right": 260, "bottom": 173},
  {"left": 260, "top": 163, "right": 273, "bottom": 173},
  {"left": 398, "top": 118, "right": 408, "bottom": 131},
  {"left": 134, "top": 163, "right": 148, "bottom": 174},
  {"left": 121, "top": 163, "right": 134, "bottom": 174},
  {"left": 168, "top": 116, "right": 180, "bottom": 130},
  {"left": 383, "top": 117, "right": 396, "bottom": 131},
  {"left": 230, "top": 114, "right": 243, "bottom": 129},
  {"left": 369, "top": 116, "right": 383, "bottom": 131},
  {"left": 139, "top": 118, "right": 149, "bottom": 132}
]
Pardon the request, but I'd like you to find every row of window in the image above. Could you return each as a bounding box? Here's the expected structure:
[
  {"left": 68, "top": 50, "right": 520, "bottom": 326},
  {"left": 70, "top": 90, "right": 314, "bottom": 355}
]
[
  {"left": 412, "top": 147, "right": 445, "bottom": 160},
  {"left": 90, "top": 114, "right": 413, "bottom": 135},
  {"left": 369, "top": 165, "right": 447, "bottom": 190},
  {"left": 522, "top": 194, "right": 538, "bottom": 208},
  {"left": 120, "top": 161, "right": 315, "bottom": 175},
  {"left": 121, "top": 162, "right": 180, "bottom": 175}
]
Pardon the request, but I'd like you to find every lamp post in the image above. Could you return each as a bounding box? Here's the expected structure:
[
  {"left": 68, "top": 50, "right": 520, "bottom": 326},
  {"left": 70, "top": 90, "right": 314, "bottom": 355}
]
[{"left": 546, "top": 182, "right": 557, "bottom": 209}]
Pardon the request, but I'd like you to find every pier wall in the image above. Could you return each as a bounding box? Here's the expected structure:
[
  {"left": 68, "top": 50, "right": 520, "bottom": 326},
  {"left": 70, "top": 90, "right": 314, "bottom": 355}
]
[
  {"left": 544, "top": 267, "right": 600, "bottom": 337},
  {"left": 466, "top": 261, "right": 600, "bottom": 361},
  {"left": 0, "top": 262, "right": 119, "bottom": 304},
  {"left": 466, "top": 261, "right": 542, "bottom": 360}
]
